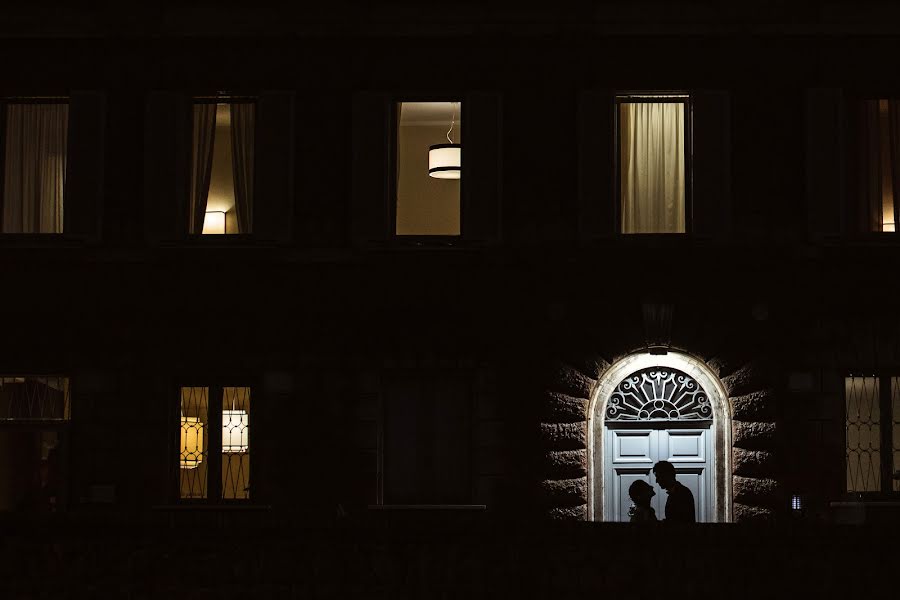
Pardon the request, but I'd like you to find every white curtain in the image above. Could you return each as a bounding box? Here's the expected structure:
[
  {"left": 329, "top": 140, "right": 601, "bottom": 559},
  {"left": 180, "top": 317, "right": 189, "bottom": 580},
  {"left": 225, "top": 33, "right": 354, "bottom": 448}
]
[
  {"left": 1, "top": 103, "right": 68, "bottom": 233},
  {"left": 620, "top": 102, "right": 685, "bottom": 233}
]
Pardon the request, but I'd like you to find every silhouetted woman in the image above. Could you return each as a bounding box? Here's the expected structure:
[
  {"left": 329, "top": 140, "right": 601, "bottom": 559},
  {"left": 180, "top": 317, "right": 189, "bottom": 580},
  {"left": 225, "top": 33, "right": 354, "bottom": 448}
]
[{"left": 627, "top": 479, "right": 658, "bottom": 523}]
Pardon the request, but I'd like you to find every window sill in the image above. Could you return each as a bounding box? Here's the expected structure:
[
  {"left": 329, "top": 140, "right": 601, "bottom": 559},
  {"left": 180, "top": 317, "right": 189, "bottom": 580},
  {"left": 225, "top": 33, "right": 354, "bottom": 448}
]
[
  {"left": 152, "top": 504, "right": 271, "bottom": 511},
  {"left": 368, "top": 504, "right": 486, "bottom": 511}
]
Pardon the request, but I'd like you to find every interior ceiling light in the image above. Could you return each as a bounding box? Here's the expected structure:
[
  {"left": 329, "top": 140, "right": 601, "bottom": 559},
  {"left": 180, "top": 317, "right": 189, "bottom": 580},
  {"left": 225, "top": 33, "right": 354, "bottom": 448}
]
[{"left": 428, "top": 102, "right": 461, "bottom": 179}]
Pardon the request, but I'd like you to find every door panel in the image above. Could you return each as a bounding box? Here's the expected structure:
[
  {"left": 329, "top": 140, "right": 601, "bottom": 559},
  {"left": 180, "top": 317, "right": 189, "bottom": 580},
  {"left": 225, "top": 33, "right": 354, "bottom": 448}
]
[{"left": 605, "top": 425, "right": 713, "bottom": 522}]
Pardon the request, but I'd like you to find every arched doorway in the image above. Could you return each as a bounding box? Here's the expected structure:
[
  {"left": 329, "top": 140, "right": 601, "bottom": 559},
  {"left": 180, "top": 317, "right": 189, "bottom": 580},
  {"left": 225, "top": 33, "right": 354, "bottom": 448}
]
[{"left": 588, "top": 352, "right": 732, "bottom": 522}]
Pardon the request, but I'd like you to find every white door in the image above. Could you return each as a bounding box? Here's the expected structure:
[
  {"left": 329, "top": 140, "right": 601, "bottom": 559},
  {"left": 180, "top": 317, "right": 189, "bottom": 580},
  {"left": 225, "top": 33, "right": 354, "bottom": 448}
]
[{"left": 604, "top": 425, "right": 712, "bottom": 522}]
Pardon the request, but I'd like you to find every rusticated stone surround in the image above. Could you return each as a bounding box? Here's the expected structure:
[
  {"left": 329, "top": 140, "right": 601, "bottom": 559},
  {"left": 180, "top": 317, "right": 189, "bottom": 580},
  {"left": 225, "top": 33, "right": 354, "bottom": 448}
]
[{"left": 539, "top": 354, "right": 780, "bottom": 522}]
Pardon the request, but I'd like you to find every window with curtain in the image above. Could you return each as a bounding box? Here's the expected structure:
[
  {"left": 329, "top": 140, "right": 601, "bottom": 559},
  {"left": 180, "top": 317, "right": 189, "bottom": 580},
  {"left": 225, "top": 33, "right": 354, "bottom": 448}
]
[
  {"left": 859, "top": 99, "right": 899, "bottom": 232},
  {"left": 179, "top": 384, "right": 251, "bottom": 501},
  {"left": 0, "top": 101, "right": 68, "bottom": 234},
  {"left": 618, "top": 95, "right": 689, "bottom": 234},
  {"left": 189, "top": 99, "right": 255, "bottom": 235},
  {"left": 395, "top": 101, "right": 462, "bottom": 236}
]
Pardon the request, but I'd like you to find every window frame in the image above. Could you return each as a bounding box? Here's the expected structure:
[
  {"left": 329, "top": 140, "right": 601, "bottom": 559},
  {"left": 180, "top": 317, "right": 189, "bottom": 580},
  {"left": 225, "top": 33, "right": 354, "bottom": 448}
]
[
  {"left": 173, "top": 379, "right": 254, "bottom": 505},
  {"left": 0, "top": 96, "right": 71, "bottom": 237},
  {"left": 614, "top": 93, "right": 694, "bottom": 235},
  {"left": 843, "top": 373, "right": 900, "bottom": 497},
  {"left": 184, "top": 94, "right": 258, "bottom": 241},
  {"left": 389, "top": 97, "right": 466, "bottom": 244}
]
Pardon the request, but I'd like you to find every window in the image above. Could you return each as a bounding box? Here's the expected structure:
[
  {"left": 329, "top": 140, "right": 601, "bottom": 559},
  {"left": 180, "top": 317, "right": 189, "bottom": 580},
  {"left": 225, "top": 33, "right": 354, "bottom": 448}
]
[
  {"left": 858, "top": 99, "right": 898, "bottom": 232},
  {"left": 189, "top": 99, "right": 255, "bottom": 235},
  {"left": 179, "top": 385, "right": 251, "bottom": 501},
  {"left": 617, "top": 94, "right": 690, "bottom": 233},
  {"left": 845, "top": 376, "right": 900, "bottom": 493},
  {"left": 382, "top": 372, "right": 472, "bottom": 504},
  {"left": 0, "top": 100, "right": 68, "bottom": 233},
  {"left": 0, "top": 376, "right": 70, "bottom": 511},
  {"left": 395, "top": 101, "right": 462, "bottom": 236}
]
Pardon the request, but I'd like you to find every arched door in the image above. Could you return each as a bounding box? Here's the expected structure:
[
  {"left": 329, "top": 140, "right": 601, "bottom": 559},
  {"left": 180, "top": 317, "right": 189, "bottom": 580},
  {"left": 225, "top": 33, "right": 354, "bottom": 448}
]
[{"left": 601, "top": 365, "right": 717, "bottom": 522}]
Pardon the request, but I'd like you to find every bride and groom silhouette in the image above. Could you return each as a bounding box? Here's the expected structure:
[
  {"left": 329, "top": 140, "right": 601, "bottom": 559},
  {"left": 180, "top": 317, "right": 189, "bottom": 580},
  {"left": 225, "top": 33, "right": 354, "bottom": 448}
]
[{"left": 628, "top": 461, "right": 696, "bottom": 523}]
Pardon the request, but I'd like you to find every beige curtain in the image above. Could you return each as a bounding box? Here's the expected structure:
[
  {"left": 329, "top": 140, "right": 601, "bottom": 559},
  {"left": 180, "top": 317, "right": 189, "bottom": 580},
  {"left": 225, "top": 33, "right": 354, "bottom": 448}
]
[
  {"left": 620, "top": 102, "right": 685, "bottom": 233},
  {"left": 189, "top": 104, "right": 216, "bottom": 235},
  {"left": 2, "top": 104, "right": 68, "bottom": 233},
  {"left": 230, "top": 103, "right": 255, "bottom": 234}
]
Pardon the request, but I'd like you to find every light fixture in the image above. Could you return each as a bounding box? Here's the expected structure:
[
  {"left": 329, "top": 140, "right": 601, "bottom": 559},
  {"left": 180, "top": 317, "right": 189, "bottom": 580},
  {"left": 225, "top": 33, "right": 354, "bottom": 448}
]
[
  {"left": 180, "top": 417, "right": 204, "bottom": 469},
  {"left": 428, "top": 102, "right": 461, "bottom": 179},
  {"left": 222, "top": 409, "right": 249, "bottom": 453},
  {"left": 202, "top": 211, "right": 226, "bottom": 234}
]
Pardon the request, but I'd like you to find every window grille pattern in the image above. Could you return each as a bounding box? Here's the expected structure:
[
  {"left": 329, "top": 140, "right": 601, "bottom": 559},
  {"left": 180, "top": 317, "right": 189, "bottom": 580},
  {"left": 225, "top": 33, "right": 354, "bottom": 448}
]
[
  {"left": 606, "top": 367, "right": 711, "bottom": 421},
  {"left": 180, "top": 387, "right": 209, "bottom": 499},
  {"left": 222, "top": 387, "right": 250, "bottom": 500},
  {"left": 845, "top": 376, "right": 881, "bottom": 493},
  {"left": 0, "top": 376, "right": 70, "bottom": 420},
  {"left": 178, "top": 385, "right": 250, "bottom": 501}
]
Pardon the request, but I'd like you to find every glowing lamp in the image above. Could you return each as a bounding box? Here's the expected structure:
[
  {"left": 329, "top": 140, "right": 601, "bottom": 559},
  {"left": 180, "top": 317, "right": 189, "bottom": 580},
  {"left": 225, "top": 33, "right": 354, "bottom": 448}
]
[
  {"left": 222, "top": 409, "right": 249, "bottom": 453},
  {"left": 202, "top": 211, "right": 226, "bottom": 234},
  {"left": 428, "top": 144, "right": 461, "bottom": 179},
  {"left": 180, "top": 417, "right": 204, "bottom": 469}
]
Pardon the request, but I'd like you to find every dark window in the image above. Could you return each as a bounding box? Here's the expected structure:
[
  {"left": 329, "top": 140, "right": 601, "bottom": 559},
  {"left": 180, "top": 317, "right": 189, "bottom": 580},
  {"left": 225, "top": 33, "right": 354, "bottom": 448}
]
[{"left": 0, "top": 376, "right": 70, "bottom": 511}]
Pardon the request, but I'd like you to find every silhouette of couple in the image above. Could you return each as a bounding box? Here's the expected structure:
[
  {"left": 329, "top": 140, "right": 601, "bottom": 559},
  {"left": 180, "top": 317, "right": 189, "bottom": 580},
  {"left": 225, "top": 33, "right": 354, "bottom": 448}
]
[{"left": 628, "top": 461, "right": 695, "bottom": 523}]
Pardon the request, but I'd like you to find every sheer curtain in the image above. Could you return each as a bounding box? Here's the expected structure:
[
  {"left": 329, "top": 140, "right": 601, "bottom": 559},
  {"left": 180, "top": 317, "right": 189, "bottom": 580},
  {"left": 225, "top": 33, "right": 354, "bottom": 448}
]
[
  {"left": 189, "top": 104, "right": 217, "bottom": 235},
  {"left": 860, "top": 99, "right": 900, "bottom": 232},
  {"left": 620, "top": 102, "right": 685, "bottom": 233},
  {"left": 230, "top": 103, "right": 255, "bottom": 234},
  {"left": 1, "top": 103, "right": 68, "bottom": 233}
]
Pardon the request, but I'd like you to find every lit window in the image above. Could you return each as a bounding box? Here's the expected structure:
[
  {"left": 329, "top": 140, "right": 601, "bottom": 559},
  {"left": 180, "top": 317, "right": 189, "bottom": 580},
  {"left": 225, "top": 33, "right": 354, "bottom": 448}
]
[
  {"left": 395, "top": 101, "right": 462, "bottom": 236},
  {"left": 189, "top": 99, "right": 255, "bottom": 235},
  {"left": 617, "top": 94, "right": 689, "bottom": 234},
  {"left": 860, "top": 99, "right": 897, "bottom": 232},
  {"left": 845, "top": 376, "right": 900, "bottom": 493},
  {"left": 179, "top": 385, "right": 251, "bottom": 501},
  {"left": 1, "top": 101, "right": 68, "bottom": 233},
  {"left": 0, "top": 376, "right": 70, "bottom": 511}
]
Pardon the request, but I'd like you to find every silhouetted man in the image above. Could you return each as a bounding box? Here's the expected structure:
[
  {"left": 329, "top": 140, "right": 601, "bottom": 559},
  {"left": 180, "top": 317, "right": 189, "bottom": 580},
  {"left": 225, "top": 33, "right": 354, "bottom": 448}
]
[{"left": 652, "top": 460, "right": 695, "bottom": 523}]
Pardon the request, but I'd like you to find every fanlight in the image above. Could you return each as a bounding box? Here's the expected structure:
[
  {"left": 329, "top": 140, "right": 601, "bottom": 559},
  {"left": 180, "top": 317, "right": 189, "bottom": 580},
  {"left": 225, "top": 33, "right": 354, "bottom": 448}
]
[{"left": 606, "top": 367, "right": 712, "bottom": 421}]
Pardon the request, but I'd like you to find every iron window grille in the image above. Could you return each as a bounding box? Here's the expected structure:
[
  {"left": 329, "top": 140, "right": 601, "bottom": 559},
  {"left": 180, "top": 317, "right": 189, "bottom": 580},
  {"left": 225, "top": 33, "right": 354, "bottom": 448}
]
[{"left": 844, "top": 375, "right": 900, "bottom": 495}]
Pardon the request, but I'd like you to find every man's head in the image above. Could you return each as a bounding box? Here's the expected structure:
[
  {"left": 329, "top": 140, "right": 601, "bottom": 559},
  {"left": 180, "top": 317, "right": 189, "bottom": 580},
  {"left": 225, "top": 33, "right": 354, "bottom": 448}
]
[
  {"left": 652, "top": 461, "right": 677, "bottom": 490},
  {"left": 628, "top": 479, "right": 655, "bottom": 506}
]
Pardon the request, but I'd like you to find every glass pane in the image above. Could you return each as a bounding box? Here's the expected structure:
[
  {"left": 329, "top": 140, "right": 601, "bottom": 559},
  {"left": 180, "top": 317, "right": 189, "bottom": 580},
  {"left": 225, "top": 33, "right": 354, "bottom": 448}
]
[
  {"left": 396, "top": 101, "right": 461, "bottom": 235},
  {"left": 222, "top": 387, "right": 250, "bottom": 500},
  {"left": 180, "top": 387, "right": 209, "bottom": 499},
  {"left": 0, "top": 376, "right": 70, "bottom": 420},
  {"left": 845, "top": 377, "right": 881, "bottom": 492},
  {"left": 619, "top": 99, "right": 686, "bottom": 234}
]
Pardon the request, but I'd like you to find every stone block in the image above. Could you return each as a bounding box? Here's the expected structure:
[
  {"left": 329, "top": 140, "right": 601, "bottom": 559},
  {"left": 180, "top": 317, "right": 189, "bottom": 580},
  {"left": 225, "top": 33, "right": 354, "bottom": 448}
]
[
  {"left": 733, "top": 448, "right": 777, "bottom": 478},
  {"left": 540, "top": 477, "right": 587, "bottom": 506},
  {"left": 722, "top": 361, "right": 772, "bottom": 397},
  {"left": 730, "top": 389, "right": 776, "bottom": 421},
  {"left": 732, "top": 476, "right": 779, "bottom": 508},
  {"left": 539, "top": 422, "right": 587, "bottom": 450},
  {"left": 732, "top": 421, "right": 777, "bottom": 450},
  {"left": 546, "top": 362, "right": 595, "bottom": 399},
  {"left": 547, "top": 504, "right": 587, "bottom": 520},
  {"left": 733, "top": 502, "right": 775, "bottom": 523},
  {"left": 566, "top": 354, "right": 611, "bottom": 381},
  {"left": 544, "top": 449, "right": 587, "bottom": 478},
  {"left": 543, "top": 391, "right": 588, "bottom": 423}
]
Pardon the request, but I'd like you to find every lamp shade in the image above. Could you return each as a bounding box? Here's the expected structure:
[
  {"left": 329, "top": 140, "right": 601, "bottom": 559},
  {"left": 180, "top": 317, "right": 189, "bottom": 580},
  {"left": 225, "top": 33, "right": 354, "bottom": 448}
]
[
  {"left": 222, "top": 409, "right": 249, "bottom": 452},
  {"left": 202, "top": 211, "right": 226, "bottom": 234},
  {"left": 428, "top": 144, "right": 461, "bottom": 179},
  {"left": 180, "top": 417, "right": 204, "bottom": 469}
]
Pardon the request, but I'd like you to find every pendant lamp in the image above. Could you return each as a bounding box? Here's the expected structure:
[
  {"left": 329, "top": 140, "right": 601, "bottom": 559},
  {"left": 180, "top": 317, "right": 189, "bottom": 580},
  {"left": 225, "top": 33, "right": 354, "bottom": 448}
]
[{"left": 428, "top": 102, "right": 461, "bottom": 179}]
